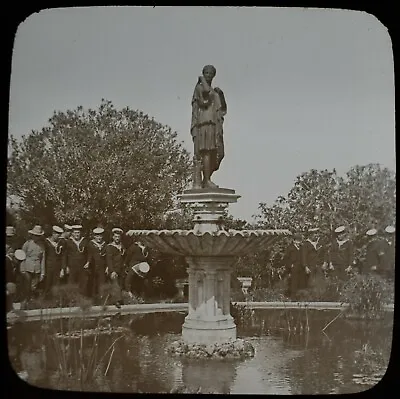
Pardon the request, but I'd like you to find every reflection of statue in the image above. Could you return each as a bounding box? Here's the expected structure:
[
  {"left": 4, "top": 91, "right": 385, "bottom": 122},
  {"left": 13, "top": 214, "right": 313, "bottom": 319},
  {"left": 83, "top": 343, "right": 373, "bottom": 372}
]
[
  {"left": 191, "top": 65, "right": 227, "bottom": 189},
  {"left": 182, "top": 358, "right": 237, "bottom": 394}
]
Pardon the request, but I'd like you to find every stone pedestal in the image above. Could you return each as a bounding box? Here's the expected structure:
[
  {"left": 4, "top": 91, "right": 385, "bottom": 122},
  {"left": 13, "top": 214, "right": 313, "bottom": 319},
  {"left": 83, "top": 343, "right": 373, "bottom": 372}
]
[
  {"left": 178, "top": 188, "right": 240, "bottom": 234},
  {"left": 178, "top": 188, "right": 241, "bottom": 344},
  {"left": 175, "top": 278, "right": 188, "bottom": 299},
  {"left": 237, "top": 277, "right": 253, "bottom": 295},
  {"left": 182, "top": 256, "right": 237, "bottom": 344}
]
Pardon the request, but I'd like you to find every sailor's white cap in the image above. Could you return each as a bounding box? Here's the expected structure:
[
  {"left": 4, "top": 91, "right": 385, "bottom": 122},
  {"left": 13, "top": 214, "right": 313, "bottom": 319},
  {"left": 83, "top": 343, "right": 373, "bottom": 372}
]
[
  {"left": 53, "top": 226, "right": 64, "bottom": 234},
  {"left": 385, "top": 226, "right": 395, "bottom": 234},
  {"left": 14, "top": 249, "right": 26, "bottom": 261},
  {"left": 334, "top": 226, "right": 345, "bottom": 234}
]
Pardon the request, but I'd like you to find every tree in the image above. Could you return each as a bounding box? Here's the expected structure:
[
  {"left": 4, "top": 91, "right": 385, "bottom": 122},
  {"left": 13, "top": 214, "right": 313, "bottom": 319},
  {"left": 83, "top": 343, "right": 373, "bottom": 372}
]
[
  {"left": 7, "top": 100, "right": 192, "bottom": 231},
  {"left": 236, "top": 164, "right": 396, "bottom": 285},
  {"left": 338, "top": 164, "right": 396, "bottom": 234}
]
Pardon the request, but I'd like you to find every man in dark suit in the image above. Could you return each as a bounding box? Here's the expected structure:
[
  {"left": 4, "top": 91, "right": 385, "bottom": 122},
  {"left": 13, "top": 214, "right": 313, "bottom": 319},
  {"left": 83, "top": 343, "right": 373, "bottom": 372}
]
[
  {"left": 43, "top": 225, "right": 64, "bottom": 298},
  {"left": 283, "top": 232, "right": 306, "bottom": 298},
  {"left": 328, "top": 226, "right": 355, "bottom": 280},
  {"left": 87, "top": 227, "right": 107, "bottom": 300},
  {"left": 62, "top": 225, "right": 89, "bottom": 295},
  {"left": 106, "top": 228, "right": 126, "bottom": 308}
]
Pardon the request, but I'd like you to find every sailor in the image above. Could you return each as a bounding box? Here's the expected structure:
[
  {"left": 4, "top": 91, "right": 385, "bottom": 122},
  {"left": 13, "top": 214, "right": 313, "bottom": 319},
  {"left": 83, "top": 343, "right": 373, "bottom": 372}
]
[
  {"left": 106, "top": 228, "right": 126, "bottom": 308},
  {"left": 327, "top": 226, "right": 355, "bottom": 280},
  {"left": 87, "top": 227, "right": 107, "bottom": 299},
  {"left": 19, "top": 225, "right": 46, "bottom": 309},
  {"left": 43, "top": 226, "right": 64, "bottom": 297},
  {"left": 6, "top": 248, "right": 26, "bottom": 313},
  {"left": 6, "top": 226, "right": 17, "bottom": 249},
  {"left": 383, "top": 226, "right": 395, "bottom": 281},
  {"left": 282, "top": 232, "right": 305, "bottom": 298},
  {"left": 302, "top": 227, "right": 326, "bottom": 287},
  {"left": 124, "top": 240, "right": 150, "bottom": 298},
  {"left": 61, "top": 224, "right": 72, "bottom": 241},
  {"left": 62, "top": 225, "right": 89, "bottom": 294}
]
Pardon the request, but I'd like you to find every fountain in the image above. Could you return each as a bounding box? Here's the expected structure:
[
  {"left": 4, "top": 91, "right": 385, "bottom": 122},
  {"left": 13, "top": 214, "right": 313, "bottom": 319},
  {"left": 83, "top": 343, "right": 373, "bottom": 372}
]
[{"left": 127, "top": 65, "right": 290, "bottom": 356}]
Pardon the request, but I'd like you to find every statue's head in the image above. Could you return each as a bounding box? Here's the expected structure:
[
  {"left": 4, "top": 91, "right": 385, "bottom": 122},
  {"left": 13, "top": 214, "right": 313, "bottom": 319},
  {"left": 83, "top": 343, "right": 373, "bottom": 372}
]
[{"left": 202, "top": 65, "right": 216, "bottom": 83}]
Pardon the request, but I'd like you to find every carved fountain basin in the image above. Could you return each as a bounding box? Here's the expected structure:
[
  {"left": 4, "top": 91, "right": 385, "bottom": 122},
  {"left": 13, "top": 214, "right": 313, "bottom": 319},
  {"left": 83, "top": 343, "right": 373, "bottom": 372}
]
[{"left": 126, "top": 229, "right": 291, "bottom": 257}]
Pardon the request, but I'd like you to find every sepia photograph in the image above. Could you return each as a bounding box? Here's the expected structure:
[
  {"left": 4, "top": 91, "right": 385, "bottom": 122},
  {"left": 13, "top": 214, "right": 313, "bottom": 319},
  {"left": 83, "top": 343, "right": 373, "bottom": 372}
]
[{"left": 6, "top": 6, "right": 395, "bottom": 395}]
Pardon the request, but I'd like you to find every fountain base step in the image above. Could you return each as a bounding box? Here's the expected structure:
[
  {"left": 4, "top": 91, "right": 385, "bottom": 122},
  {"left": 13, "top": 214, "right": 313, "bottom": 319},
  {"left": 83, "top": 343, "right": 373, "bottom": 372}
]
[
  {"left": 182, "top": 317, "right": 236, "bottom": 344},
  {"left": 167, "top": 338, "right": 255, "bottom": 360}
]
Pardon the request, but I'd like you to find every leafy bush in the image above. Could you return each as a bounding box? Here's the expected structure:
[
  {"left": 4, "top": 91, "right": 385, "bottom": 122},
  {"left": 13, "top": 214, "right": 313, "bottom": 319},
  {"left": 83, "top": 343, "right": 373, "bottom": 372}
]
[
  {"left": 230, "top": 289, "right": 246, "bottom": 302},
  {"left": 121, "top": 291, "right": 145, "bottom": 304},
  {"left": 294, "top": 275, "right": 344, "bottom": 302},
  {"left": 340, "top": 274, "right": 393, "bottom": 319},
  {"left": 248, "top": 287, "right": 288, "bottom": 302}
]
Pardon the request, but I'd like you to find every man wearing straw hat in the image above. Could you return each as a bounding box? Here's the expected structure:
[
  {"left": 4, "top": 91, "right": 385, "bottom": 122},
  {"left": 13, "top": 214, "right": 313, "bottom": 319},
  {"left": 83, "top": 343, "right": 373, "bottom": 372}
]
[
  {"left": 19, "top": 225, "right": 46, "bottom": 309},
  {"left": 62, "top": 224, "right": 89, "bottom": 295},
  {"left": 43, "top": 226, "right": 64, "bottom": 298},
  {"left": 327, "top": 225, "right": 355, "bottom": 280},
  {"left": 106, "top": 227, "right": 126, "bottom": 308},
  {"left": 87, "top": 227, "right": 107, "bottom": 299},
  {"left": 124, "top": 240, "right": 150, "bottom": 298}
]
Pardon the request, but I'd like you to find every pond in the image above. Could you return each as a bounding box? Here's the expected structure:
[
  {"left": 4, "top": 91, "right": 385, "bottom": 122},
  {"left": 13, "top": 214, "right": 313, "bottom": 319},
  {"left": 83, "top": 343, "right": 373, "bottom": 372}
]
[{"left": 7, "top": 309, "right": 393, "bottom": 394}]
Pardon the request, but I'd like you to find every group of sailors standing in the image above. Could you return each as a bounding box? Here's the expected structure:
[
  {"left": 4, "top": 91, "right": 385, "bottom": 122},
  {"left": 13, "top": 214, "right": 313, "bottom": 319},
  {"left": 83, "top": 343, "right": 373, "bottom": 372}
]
[
  {"left": 283, "top": 224, "right": 395, "bottom": 297},
  {"left": 6, "top": 224, "right": 151, "bottom": 310}
]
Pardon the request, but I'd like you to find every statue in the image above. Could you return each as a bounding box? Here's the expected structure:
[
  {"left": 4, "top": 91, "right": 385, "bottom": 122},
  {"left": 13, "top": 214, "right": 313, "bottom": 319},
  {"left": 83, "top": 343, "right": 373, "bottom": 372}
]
[{"left": 191, "top": 65, "right": 227, "bottom": 189}]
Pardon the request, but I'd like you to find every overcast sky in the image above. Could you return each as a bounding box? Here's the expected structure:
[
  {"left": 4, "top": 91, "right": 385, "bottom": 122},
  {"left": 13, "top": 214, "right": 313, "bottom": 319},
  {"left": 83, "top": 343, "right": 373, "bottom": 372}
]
[{"left": 8, "top": 7, "right": 395, "bottom": 221}]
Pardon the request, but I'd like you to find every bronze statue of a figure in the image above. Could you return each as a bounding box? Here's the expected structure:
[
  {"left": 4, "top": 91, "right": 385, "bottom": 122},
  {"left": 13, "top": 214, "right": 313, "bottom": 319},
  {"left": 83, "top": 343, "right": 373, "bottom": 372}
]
[{"left": 191, "top": 65, "right": 227, "bottom": 189}]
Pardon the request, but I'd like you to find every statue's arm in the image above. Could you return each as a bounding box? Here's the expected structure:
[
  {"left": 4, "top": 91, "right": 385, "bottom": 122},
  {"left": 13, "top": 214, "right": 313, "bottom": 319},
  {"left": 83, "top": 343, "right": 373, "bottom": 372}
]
[
  {"left": 199, "top": 76, "right": 211, "bottom": 92},
  {"left": 194, "top": 83, "right": 210, "bottom": 109},
  {"left": 215, "top": 87, "right": 227, "bottom": 115}
]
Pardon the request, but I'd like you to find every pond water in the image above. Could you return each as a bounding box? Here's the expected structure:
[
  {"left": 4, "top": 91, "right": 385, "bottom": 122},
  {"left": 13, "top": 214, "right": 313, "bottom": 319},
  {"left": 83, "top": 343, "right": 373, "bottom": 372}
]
[{"left": 7, "top": 309, "right": 393, "bottom": 394}]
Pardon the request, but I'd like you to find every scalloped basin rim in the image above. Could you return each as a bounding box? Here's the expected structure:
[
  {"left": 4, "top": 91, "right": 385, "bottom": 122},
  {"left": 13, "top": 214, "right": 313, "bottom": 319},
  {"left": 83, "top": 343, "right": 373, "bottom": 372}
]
[{"left": 126, "top": 229, "right": 292, "bottom": 237}]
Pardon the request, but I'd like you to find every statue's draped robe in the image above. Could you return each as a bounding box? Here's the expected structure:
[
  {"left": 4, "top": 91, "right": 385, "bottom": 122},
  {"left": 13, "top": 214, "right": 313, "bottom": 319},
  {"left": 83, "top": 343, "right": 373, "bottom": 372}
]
[{"left": 191, "top": 81, "right": 226, "bottom": 173}]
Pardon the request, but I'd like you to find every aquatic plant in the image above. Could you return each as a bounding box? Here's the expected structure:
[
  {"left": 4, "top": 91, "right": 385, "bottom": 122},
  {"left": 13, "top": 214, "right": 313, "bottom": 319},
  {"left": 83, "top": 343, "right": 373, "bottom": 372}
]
[
  {"left": 352, "top": 342, "right": 390, "bottom": 386},
  {"left": 20, "top": 292, "right": 131, "bottom": 391},
  {"left": 340, "top": 274, "right": 393, "bottom": 319}
]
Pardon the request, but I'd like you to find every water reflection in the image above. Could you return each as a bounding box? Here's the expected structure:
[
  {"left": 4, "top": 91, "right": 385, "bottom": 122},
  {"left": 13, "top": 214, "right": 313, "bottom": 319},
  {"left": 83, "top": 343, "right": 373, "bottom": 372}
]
[
  {"left": 181, "top": 359, "right": 234, "bottom": 393},
  {"left": 7, "top": 310, "right": 393, "bottom": 394}
]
